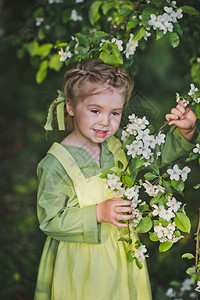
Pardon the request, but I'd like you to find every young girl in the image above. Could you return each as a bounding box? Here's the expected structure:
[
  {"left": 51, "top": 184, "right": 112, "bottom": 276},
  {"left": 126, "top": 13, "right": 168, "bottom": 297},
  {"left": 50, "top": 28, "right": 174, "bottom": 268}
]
[{"left": 34, "top": 59, "right": 197, "bottom": 300}]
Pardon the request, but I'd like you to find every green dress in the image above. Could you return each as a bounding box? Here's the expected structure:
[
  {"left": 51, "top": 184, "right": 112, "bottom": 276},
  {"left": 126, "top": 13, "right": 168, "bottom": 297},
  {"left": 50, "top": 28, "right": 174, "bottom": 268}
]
[{"left": 34, "top": 128, "right": 199, "bottom": 300}]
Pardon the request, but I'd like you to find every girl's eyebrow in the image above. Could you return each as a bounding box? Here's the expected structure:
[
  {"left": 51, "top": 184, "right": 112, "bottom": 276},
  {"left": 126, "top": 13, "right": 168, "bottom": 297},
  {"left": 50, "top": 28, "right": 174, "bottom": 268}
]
[{"left": 87, "top": 104, "right": 123, "bottom": 110}]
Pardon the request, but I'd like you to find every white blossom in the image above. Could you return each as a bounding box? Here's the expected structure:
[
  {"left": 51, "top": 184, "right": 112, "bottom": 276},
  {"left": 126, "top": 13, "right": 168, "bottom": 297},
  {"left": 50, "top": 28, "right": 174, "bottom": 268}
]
[
  {"left": 166, "top": 197, "right": 181, "bottom": 212},
  {"left": 195, "top": 281, "right": 200, "bottom": 292},
  {"left": 35, "top": 17, "right": 44, "bottom": 26},
  {"left": 134, "top": 245, "right": 149, "bottom": 263},
  {"left": 58, "top": 46, "right": 72, "bottom": 61},
  {"left": 99, "top": 39, "right": 109, "bottom": 47},
  {"left": 112, "top": 38, "right": 123, "bottom": 51},
  {"left": 193, "top": 143, "right": 200, "bottom": 154},
  {"left": 154, "top": 223, "right": 167, "bottom": 238},
  {"left": 75, "top": 0, "right": 84, "bottom": 2},
  {"left": 124, "top": 33, "right": 138, "bottom": 58},
  {"left": 188, "top": 83, "right": 198, "bottom": 96},
  {"left": 167, "top": 164, "right": 181, "bottom": 181},
  {"left": 156, "top": 132, "right": 166, "bottom": 145},
  {"left": 70, "top": 9, "right": 83, "bottom": 21},
  {"left": 124, "top": 187, "right": 139, "bottom": 200},
  {"left": 181, "top": 166, "right": 191, "bottom": 182}
]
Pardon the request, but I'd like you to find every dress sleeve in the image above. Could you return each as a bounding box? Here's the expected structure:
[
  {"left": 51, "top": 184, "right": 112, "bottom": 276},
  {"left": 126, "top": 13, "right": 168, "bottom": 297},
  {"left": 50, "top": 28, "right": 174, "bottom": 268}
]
[
  {"left": 157, "top": 126, "right": 200, "bottom": 167},
  {"left": 36, "top": 158, "right": 100, "bottom": 244}
]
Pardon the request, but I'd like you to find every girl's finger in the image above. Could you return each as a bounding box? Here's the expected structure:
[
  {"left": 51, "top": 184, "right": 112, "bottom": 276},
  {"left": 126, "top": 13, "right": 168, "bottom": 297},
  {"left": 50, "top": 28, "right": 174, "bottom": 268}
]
[
  {"left": 175, "top": 104, "right": 185, "bottom": 114},
  {"left": 165, "top": 113, "right": 179, "bottom": 122},
  {"left": 115, "top": 206, "right": 134, "bottom": 213},
  {"left": 171, "top": 108, "right": 184, "bottom": 119},
  {"left": 116, "top": 213, "right": 134, "bottom": 221}
]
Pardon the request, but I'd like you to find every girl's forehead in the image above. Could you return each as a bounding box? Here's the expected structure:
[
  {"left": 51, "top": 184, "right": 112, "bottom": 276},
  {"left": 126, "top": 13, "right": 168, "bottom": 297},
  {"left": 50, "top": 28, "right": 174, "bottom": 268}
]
[{"left": 82, "top": 89, "right": 125, "bottom": 108}]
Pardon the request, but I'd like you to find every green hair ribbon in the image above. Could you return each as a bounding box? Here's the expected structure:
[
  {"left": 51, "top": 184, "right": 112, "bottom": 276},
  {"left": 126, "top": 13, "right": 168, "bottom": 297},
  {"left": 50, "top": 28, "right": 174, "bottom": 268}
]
[{"left": 44, "top": 90, "right": 66, "bottom": 131}]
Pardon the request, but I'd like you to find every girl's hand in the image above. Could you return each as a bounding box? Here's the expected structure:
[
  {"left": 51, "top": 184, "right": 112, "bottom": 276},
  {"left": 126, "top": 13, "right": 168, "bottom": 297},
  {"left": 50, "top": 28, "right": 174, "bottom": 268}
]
[
  {"left": 96, "top": 198, "right": 134, "bottom": 228},
  {"left": 165, "top": 101, "right": 196, "bottom": 141}
]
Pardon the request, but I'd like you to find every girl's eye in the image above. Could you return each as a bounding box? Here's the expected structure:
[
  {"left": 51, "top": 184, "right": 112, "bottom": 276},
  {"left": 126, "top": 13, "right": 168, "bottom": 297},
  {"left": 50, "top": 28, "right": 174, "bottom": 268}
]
[
  {"left": 91, "top": 109, "right": 99, "bottom": 114},
  {"left": 112, "top": 112, "right": 120, "bottom": 116}
]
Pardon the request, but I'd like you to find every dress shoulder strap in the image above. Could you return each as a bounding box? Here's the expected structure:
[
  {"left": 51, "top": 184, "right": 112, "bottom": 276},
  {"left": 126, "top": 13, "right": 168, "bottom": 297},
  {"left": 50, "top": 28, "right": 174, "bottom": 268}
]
[
  {"left": 47, "top": 142, "right": 85, "bottom": 181},
  {"left": 106, "top": 136, "right": 128, "bottom": 168}
]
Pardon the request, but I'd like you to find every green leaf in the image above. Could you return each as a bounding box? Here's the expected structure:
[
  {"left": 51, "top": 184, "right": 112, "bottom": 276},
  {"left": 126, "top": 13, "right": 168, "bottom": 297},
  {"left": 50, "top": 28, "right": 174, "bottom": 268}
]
[
  {"left": 149, "top": 0, "right": 165, "bottom": 7},
  {"left": 24, "top": 40, "right": 39, "bottom": 57},
  {"left": 182, "top": 253, "right": 195, "bottom": 259},
  {"left": 171, "top": 179, "right": 184, "bottom": 193},
  {"left": 102, "top": 2, "right": 113, "bottom": 15},
  {"left": 150, "top": 164, "right": 160, "bottom": 175},
  {"left": 136, "top": 217, "right": 152, "bottom": 233},
  {"left": 89, "top": 1, "right": 103, "bottom": 25},
  {"left": 186, "top": 267, "right": 195, "bottom": 275},
  {"left": 126, "top": 18, "right": 140, "bottom": 31},
  {"left": 99, "top": 169, "right": 114, "bottom": 178},
  {"left": 144, "top": 172, "right": 157, "bottom": 181},
  {"left": 173, "top": 23, "right": 183, "bottom": 37},
  {"left": 49, "top": 54, "right": 63, "bottom": 71},
  {"left": 122, "top": 175, "right": 133, "bottom": 188},
  {"left": 174, "top": 212, "right": 191, "bottom": 233},
  {"left": 126, "top": 250, "right": 134, "bottom": 263},
  {"left": 36, "top": 43, "right": 53, "bottom": 57},
  {"left": 195, "top": 105, "right": 200, "bottom": 119},
  {"left": 91, "top": 31, "right": 109, "bottom": 43},
  {"left": 193, "top": 184, "right": 200, "bottom": 189},
  {"left": 36, "top": 60, "right": 48, "bottom": 84},
  {"left": 135, "top": 258, "right": 143, "bottom": 269},
  {"left": 118, "top": 237, "right": 132, "bottom": 244},
  {"left": 163, "top": 181, "right": 173, "bottom": 193},
  {"left": 75, "top": 33, "right": 89, "bottom": 46},
  {"left": 156, "top": 29, "right": 164, "bottom": 40},
  {"left": 159, "top": 242, "right": 173, "bottom": 252},
  {"left": 135, "top": 156, "right": 145, "bottom": 169},
  {"left": 167, "top": 31, "right": 180, "bottom": 48},
  {"left": 180, "top": 6, "right": 199, "bottom": 15},
  {"left": 142, "top": 5, "right": 159, "bottom": 27},
  {"left": 149, "top": 232, "right": 159, "bottom": 242},
  {"left": 185, "top": 152, "right": 199, "bottom": 162},
  {"left": 133, "top": 26, "right": 146, "bottom": 41}
]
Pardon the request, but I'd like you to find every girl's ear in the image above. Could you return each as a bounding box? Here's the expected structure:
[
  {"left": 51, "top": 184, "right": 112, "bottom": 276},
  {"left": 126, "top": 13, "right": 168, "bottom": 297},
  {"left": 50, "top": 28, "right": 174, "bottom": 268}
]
[{"left": 66, "top": 99, "right": 75, "bottom": 116}]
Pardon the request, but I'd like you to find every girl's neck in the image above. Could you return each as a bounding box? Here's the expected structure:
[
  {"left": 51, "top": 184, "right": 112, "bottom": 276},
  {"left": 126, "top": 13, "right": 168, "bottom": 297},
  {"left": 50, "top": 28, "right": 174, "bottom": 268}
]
[{"left": 61, "top": 134, "right": 102, "bottom": 167}]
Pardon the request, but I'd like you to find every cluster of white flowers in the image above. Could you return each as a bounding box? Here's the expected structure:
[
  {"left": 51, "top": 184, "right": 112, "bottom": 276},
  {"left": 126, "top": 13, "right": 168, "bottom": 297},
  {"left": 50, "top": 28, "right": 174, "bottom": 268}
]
[
  {"left": 143, "top": 180, "right": 165, "bottom": 197},
  {"left": 167, "top": 164, "right": 191, "bottom": 181},
  {"left": 124, "top": 33, "right": 138, "bottom": 58},
  {"left": 100, "top": 38, "right": 123, "bottom": 52},
  {"left": 166, "top": 277, "right": 196, "bottom": 299},
  {"left": 176, "top": 83, "right": 200, "bottom": 107},
  {"left": 134, "top": 245, "right": 149, "bottom": 263},
  {"left": 48, "top": 0, "right": 63, "bottom": 3},
  {"left": 58, "top": 46, "right": 72, "bottom": 61},
  {"left": 122, "top": 113, "right": 165, "bottom": 166},
  {"left": 193, "top": 143, "right": 200, "bottom": 154},
  {"left": 105, "top": 173, "right": 124, "bottom": 197},
  {"left": 71, "top": 9, "right": 83, "bottom": 21},
  {"left": 188, "top": 84, "right": 200, "bottom": 104},
  {"left": 35, "top": 17, "right": 44, "bottom": 27},
  {"left": 148, "top": 6, "right": 183, "bottom": 35}
]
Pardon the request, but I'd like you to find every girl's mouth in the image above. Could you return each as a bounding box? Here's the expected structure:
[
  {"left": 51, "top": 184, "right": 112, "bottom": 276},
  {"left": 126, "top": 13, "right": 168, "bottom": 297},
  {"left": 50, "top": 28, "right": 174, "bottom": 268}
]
[{"left": 93, "top": 129, "right": 108, "bottom": 138}]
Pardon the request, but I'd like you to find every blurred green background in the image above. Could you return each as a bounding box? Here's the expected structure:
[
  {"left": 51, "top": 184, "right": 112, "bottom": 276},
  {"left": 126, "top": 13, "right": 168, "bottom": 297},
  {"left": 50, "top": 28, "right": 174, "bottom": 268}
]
[{"left": 0, "top": 1, "right": 199, "bottom": 299}]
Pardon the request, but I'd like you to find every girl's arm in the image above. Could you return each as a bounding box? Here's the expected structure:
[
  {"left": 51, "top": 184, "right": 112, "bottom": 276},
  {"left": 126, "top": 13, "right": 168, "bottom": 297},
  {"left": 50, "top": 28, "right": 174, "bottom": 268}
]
[{"left": 37, "top": 161, "right": 100, "bottom": 244}]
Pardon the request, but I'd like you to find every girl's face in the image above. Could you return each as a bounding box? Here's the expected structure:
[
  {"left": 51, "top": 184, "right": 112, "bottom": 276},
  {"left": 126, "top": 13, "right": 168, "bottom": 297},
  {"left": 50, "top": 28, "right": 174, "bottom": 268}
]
[{"left": 67, "top": 89, "right": 125, "bottom": 147}]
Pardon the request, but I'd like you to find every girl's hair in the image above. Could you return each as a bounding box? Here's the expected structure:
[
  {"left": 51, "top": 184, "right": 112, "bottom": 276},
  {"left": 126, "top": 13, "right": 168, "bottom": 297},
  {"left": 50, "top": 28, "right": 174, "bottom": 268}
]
[
  {"left": 46, "top": 60, "right": 133, "bottom": 132},
  {"left": 64, "top": 59, "right": 134, "bottom": 107}
]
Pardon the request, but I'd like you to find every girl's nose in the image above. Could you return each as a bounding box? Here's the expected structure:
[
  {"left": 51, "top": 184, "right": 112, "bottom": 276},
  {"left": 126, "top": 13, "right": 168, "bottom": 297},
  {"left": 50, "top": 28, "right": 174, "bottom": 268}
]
[{"left": 98, "top": 114, "right": 109, "bottom": 126}]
